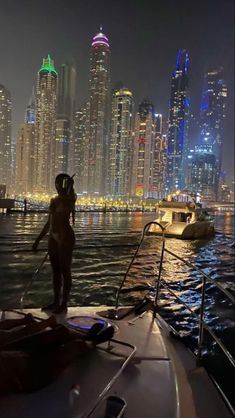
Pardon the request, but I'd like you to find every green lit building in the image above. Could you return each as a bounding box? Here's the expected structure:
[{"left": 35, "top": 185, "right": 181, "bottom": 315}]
[{"left": 34, "top": 55, "right": 58, "bottom": 193}]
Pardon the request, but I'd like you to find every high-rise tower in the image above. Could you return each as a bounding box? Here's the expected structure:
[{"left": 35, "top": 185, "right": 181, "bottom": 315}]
[
  {"left": 152, "top": 114, "right": 167, "bottom": 198},
  {"left": 57, "top": 63, "right": 77, "bottom": 175},
  {"left": 87, "top": 28, "right": 110, "bottom": 195},
  {"left": 167, "top": 49, "right": 190, "bottom": 192},
  {"left": 34, "top": 55, "right": 58, "bottom": 193},
  {"left": 108, "top": 87, "right": 133, "bottom": 196},
  {"left": 15, "top": 91, "right": 36, "bottom": 194},
  {"left": 199, "top": 68, "right": 227, "bottom": 199},
  {"left": 187, "top": 144, "right": 217, "bottom": 201},
  {"left": 73, "top": 102, "right": 90, "bottom": 193},
  {"left": 131, "top": 99, "right": 156, "bottom": 197},
  {"left": 57, "top": 63, "right": 76, "bottom": 120},
  {"left": 0, "top": 85, "right": 12, "bottom": 193}
]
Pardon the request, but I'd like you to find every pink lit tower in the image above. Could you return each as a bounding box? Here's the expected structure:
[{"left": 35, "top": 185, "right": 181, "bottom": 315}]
[{"left": 87, "top": 27, "right": 110, "bottom": 196}]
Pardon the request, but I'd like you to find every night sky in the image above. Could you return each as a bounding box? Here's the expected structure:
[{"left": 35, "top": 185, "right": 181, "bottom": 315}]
[{"left": 0, "top": 0, "right": 234, "bottom": 183}]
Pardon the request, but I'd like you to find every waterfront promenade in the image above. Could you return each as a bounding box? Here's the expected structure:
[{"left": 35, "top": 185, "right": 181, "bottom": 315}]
[{"left": 1, "top": 197, "right": 234, "bottom": 214}]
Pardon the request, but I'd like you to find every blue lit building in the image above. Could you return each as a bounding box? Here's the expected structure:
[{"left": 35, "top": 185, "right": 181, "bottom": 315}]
[
  {"left": 199, "top": 68, "right": 227, "bottom": 199},
  {"left": 25, "top": 89, "right": 36, "bottom": 124},
  {"left": 166, "top": 49, "right": 190, "bottom": 192},
  {"left": 187, "top": 144, "right": 217, "bottom": 201}
]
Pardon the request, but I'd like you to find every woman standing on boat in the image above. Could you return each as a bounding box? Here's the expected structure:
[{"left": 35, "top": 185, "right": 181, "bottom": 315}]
[{"left": 32, "top": 174, "right": 76, "bottom": 313}]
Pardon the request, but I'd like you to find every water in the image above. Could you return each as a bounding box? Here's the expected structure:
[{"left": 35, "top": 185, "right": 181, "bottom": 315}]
[{"left": 0, "top": 210, "right": 234, "bottom": 405}]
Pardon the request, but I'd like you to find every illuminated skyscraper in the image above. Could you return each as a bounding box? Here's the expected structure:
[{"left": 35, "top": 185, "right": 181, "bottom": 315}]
[
  {"left": 15, "top": 92, "right": 36, "bottom": 194},
  {"left": 34, "top": 55, "right": 58, "bottom": 193},
  {"left": 131, "top": 99, "right": 156, "bottom": 197},
  {"left": 108, "top": 87, "right": 133, "bottom": 196},
  {"left": 72, "top": 102, "right": 90, "bottom": 193},
  {"left": 199, "top": 68, "right": 227, "bottom": 199},
  {"left": 167, "top": 49, "right": 190, "bottom": 192},
  {"left": 57, "top": 62, "right": 77, "bottom": 175},
  {"left": 57, "top": 63, "right": 76, "bottom": 120},
  {"left": 54, "top": 118, "right": 70, "bottom": 175},
  {"left": 0, "top": 84, "right": 12, "bottom": 193},
  {"left": 87, "top": 28, "right": 110, "bottom": 195},
  {"left": 187, "top": 144, "right": 216, "bottom": 201},
  {"left": 152, "top": 114, "right": 167, "bottom": 198}
]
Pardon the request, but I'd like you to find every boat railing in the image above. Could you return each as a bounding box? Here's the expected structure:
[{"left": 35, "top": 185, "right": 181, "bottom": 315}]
[
  {"left": 115, "top": 221, "right": 235, "bottom": 373},
  {"left": 155, "top": 248, "right": 235, "bottom": 369},
  {"left": 115, "top": 221, "right": 166, "bottom": 311}
]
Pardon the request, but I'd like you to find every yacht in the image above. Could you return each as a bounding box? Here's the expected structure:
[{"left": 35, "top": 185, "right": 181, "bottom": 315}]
[
  {"left": 148, "top": 194, "right": 215, "bottom": 239},
  {"left": 0, "top": 222, "right": 233, "bottom": 418}
]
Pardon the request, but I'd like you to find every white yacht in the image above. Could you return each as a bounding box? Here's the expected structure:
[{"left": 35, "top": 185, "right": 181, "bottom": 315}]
[{"left": 148, "top": 194, "right": 215, "bottom": 239}]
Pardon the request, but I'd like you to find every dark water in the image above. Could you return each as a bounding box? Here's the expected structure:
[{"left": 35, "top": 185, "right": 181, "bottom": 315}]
[{"left": 0, "top": 211, "right": 234, "bottom": 405}]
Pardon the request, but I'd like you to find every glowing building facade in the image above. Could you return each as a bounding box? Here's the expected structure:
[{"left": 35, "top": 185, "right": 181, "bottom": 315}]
[
  {"left": 15, "top": 92, "right": 36, "bottom": 194},
  {"left": 34, "top": 55, "right": 57, "bottom": 193},
  {"left": 72, "top": 102, "right": 90, "bottom": 193},
  {"left": 87, "top": 29, "right": 110, "bottom": 195},
  {"left": 108, "top": 87, "right": 133, "bottom": 196},
  {"left": 54, "top": 117, "right": 70, "bottom": 176},
  {"left": 152, "top": 114, "right": 167, "bottom": 198},
  {"left": 57, "top": 63, "right": 76, "bottom": 175},
  {"left": 131, "top": 99, "right": 156, "bottom": 197},
  {"left": 167, "top": 49, "right": 190, "bottom": 192},
  {"left": 0, "top": 84, "right": 12, "bottom": 193},
  {"left": 187, "top": 144, "right": 217, "bottom": 201},
  {"left": 199, "top": 68, "right": 227, "bottom": 199}
]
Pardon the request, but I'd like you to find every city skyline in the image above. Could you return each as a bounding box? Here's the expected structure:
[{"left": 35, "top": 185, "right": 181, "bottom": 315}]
[{"left": 0, "top": 0, "right": 234, "bottom": 186}]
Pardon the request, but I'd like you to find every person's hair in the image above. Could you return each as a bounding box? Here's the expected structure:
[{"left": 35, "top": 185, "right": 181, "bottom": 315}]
[{"left": 55, "top": 173, "right": 75, "bottom": 197}]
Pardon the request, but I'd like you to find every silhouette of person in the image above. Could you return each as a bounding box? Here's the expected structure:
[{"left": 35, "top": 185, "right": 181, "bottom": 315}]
[{"left": 32, "top": 174, "right": 76, "bottom": 313}]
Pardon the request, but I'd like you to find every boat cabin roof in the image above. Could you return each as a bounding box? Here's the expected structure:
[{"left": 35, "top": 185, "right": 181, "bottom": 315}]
[{"left": 158, "top": 201, "right": 196, "bottom": 212}]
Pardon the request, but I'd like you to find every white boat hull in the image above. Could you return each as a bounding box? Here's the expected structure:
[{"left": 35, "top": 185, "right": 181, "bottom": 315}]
[{"left": 148, "top": 220, "right": 215, "bottom": 239}]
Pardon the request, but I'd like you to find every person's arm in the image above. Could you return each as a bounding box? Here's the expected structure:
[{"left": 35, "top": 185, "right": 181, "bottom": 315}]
[
  {"left": 72, "top": 208, "right": 75, "bottom": 226},
  {"left": 32, "top": 218, "right": 50, "bottom": 251},
  {"left": 71, "top": 194, "right": 77, "bottom": 226}
]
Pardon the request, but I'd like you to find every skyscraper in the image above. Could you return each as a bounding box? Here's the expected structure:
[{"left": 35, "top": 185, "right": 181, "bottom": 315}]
[
  {"left": 54, "top": 118, "right": 70, "bottom": 176},
  {"left": 57, "top": 63, "right": 76, "bottom": 120},
  {"left": 108, "top": 87, "right": 133, "bottom": 196},
  {"left": 0, "top": 84, "right": 12, "bottom": 193},
  {"left": 187, "top": 144, "right": 216, "bottom": 201},
  {"left": 131, "top": 99, "right": 156, "bottom": 197},
  {"left": 34, "top": 55, "right": 58, "bottom": 193},
  {"left": 15, "top": 91, "right": 36, "bottom": 194},
  {"left": 57, "top": 63, "right": 77, "bottom": 175},
  {"left": 72, "top": 102, "right": 90, "bottom": 193},
  {"left": 87, "top": 28, "right": 110, "bottom": 195},
  {"left": 167, "top": 49, "right": 190, "bottom": 192},
  {"left": 199, "top": 68, "right": 227, "bottom": 199},
  {"left": 152, "top": 114, "right": 167, "bottom": 198}
]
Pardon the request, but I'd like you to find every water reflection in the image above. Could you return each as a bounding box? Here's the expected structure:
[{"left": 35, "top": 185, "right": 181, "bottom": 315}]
[{"left": 0, "top": 210, "right": 234, "bottom": 407}]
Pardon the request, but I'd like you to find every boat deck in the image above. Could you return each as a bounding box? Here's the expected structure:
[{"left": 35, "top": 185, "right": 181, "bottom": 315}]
[{"left": 0, "top": 307, "right": 232, "bottom": 418}]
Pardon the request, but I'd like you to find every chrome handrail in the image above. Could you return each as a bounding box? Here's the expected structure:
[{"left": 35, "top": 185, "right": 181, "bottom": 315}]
[
  {"left": 155, "top": 248, "right": 235, "bottom": 368},
  {"left": 115, "top": 221, "right": 165, "bottom": 312},
  {"left": 164, "top": 248, "right": 235, "bottom": 303}
]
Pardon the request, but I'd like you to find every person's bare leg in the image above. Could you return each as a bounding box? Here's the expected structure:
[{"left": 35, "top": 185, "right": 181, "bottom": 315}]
[
  {"left": 54, "top": 235, "right": 74, "bottom": 313},
  {"left": 43, "top": 238, "right": 62, "bottom": 311}
]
